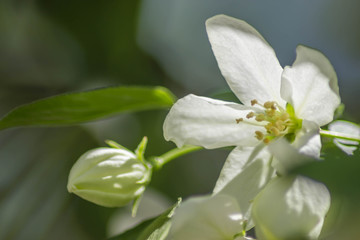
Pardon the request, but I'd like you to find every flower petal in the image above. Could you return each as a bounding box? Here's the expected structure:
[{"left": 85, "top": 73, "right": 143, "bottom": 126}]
[
  {"left": 163, "top": 94, "right": 265, "bottom": 148},
  {"left": 281, "top": 45, "right": 341, "bottom": 126},
  {"left": 167, "top": 194, "right": 245, "bottom": 240},
  {"left": 294, "top": 122, "right": 322, "bottom": 159},
  {"left": 213, "top": 145, "right": 275, "bottom": 226},
  {"left": 329, "top": 120, "right": 360, "bottom": 155},
  {"left": 206, "top": 15, "right": 285, "bottom": 107},
  {"left": 269, "top": 135, "right": 319, "bottom": 175},
  {"left": 252, "top": 176, "right": 331, "bottom": 240}
]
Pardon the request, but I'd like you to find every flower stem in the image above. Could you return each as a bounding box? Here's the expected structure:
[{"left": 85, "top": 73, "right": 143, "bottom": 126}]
[
  {"left": 150, "top": 145, "right": 203, "bottom": 170},
  {"left": 320, "top": 129, "right": 360, "bottom": 142}
]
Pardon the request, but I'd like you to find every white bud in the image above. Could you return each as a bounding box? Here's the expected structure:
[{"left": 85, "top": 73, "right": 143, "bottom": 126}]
[{"left": 67, "top": 147, "right": 151, "bottom": 207}]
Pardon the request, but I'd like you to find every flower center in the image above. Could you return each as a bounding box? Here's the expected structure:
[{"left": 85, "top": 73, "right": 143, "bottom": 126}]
[{"left": 236, "top": 99, "right": 302, "bottom": 144}]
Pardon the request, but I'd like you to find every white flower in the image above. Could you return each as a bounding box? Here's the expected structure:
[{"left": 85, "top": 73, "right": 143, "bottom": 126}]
[{"left": 163, "top": 14, "right": 340, "bottom": 232}]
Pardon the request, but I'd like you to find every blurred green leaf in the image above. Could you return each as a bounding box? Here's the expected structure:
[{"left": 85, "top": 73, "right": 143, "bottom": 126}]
[
  {"left": 0, "top": 86, "right": 176, "bottom": 130},
  {"left": 210, "top": 89, "right": 240, "bottom": 103},
  {"left": 108, "top": 198, "right": 181, "bottom": 240}
]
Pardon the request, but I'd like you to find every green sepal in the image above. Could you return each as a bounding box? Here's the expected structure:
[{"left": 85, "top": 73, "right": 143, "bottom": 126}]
[
  {"left": 132, "top": 194, "right": 143, "bottom": 217},
  {"left": 286, "top": 102, "right": 296, "bottom": 117},
  {"left": 286, "top": 103, "right": 302, "bottom": 138},
  {"left": 135, "top": 136, "right": 148, "bottom": 163},
  {"left": 105, "top": 139, "right": 131, "bottom": 152},
  {"left": 334, "top": 103, "right": 345, "bottom": 120},
  {"left": 136, "top": 162, "right": 152, "bottom": 185},
  {"left": 285, "top": 133, "right": 296, "bottom": 143}
]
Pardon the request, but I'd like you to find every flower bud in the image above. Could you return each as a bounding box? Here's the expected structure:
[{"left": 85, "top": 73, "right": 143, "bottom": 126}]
[{"left": 67, "top": 147, "right": 151, "bottom": 207}]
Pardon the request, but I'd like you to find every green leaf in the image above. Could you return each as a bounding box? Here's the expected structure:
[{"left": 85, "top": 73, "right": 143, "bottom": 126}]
[
  {"left": 108, "top": 198, "right": 181, "bottom": 240},
  {"left": 0, "top": 86, "right": 176, "bottom": 130}
]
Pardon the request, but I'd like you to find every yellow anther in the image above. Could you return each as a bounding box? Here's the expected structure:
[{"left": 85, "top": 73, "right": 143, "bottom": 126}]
[
  {"left": 255, "top": 131, "right": 264, "bottom": 140},
  {"left": 236, "top": 118, "right": 243, "bottom": 123},
  {"left": 255, "top": 114, "right": 265, "bottom": 122},
  {"left": 264, "top": 101, "right": 276, "bottom": 109},
  {"left": 236, "top": 100, "right": 301, "bottom": 144},
  {"left": 265, "top": 123, "right": 273, "bottom": 132},
  {"left": 275, "top": 120, "right": 286, "bottom": 131},
  {"left": 246, "top": 112, "right": 255, "bottom": 119},
  {"left": 270, "top": 127, "right": 280, "bottom": 136},
  {"left": 266, "top": 109, "right": 276, "bottom": 117}
]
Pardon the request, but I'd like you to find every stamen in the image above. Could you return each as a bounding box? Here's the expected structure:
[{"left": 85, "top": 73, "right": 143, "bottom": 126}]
[
  {"left": 235, "top": 100, "right": 301, "bottom": 144},
  {"left": 255, "top": 131, "right": 264, "bottom": 140},
  {"left": 255, "top": 114, "right": 265, "bottom": 122},
  {"left": 251, "top": 99, "right": 258, "bottom": 106},
  {"left": 236, "top": 118, "right": 243, "bottom": 124},
  {"left": 280, "top": 113, "right": 289, "bottom": 121},
  {"left": 246, "top": 112, "right": 255, "bottom": 119},
  {"left": 275, "top": 120, "right": 286, "bottom": 131},
  {"left": 270, "top": 127, "right": 280, "bottom": 136},
  {"left": 264, "top": 101, "right": 276, "bottom": 109},
  {"left": 265, "top": 123, "right": 273, "bottom": 132},
  {"left": 266, "top": 109, "right": 276, "bottom": 117}
]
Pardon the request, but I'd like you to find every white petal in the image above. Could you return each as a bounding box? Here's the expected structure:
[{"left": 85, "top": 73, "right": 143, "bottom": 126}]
[
  {"left": 293, "top": 120, "right": 322, "bottom": 159},
  {"left": 252, "top": 176, "right": 331, "bottom": 240},
  {"left": 269, "top": 134, "right": 318, "bottom": 175},
  {"left": 163, "top": 94, "right": 265, "bottom": 149},
  {"left": 213, "top": 145, "right": 275, "bottom": 226},
  {"left": 206, "top": 15, "right": 285, "bottom": 107},
  {"left": 167, "top": 194, "right": 245, "bottom": 240},
  {"left": 281, "top": 45, "right": 341, "bottom": 126},
  {"left": 329, "top": 120, "right": 360, "bottom": 155}
]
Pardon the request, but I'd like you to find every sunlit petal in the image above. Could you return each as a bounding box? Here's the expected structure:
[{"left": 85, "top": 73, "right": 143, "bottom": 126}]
[
  {"left": 269, "top": 135, "right": 318, "bottom": 175},
  {"left": 293, "top": 121, "right": 322, "bottom": 159},
  {"left": 163, "top": 94, "right": 264, "bottom": 148},
  {"left": 206, "top": 15, "right": 285, "bottom": 107},
  {"left": 281, "top": 45, "right": 340, "bottom": 126},
  {"left": 214, "top": 145, "right": 275, "bottom": 227},
  {"left": 167, "top": 194, "right": 245, "bottom": 240}
]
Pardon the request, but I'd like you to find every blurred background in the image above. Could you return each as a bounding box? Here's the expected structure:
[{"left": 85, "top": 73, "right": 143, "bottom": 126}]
[{"left": 0, "top": 0, "right": 359, "bottom": 239}]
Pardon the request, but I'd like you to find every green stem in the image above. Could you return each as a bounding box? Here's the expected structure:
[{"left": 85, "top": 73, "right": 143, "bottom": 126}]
[
  {"left": 150, "top": 145, "right": 203, "bottom": 170},
  {"left": 320, "top": 129, "right": 360, "bottom": 142}
]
